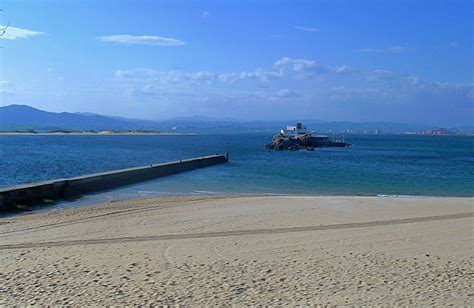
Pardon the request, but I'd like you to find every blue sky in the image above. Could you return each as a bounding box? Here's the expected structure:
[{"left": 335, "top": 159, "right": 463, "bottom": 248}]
[{"left": 0, "top": 0, "right": 472, "bottom": 126}]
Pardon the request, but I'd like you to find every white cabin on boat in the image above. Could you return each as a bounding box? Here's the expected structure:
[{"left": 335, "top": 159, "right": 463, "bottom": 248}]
[{"left": 280, "top": 122, "right": 307, "bottom": 138}]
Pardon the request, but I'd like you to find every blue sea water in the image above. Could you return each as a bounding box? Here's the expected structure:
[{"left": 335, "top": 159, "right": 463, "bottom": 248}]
[{"left": 0, "top": 134, "right": 473, "bottom": 206}]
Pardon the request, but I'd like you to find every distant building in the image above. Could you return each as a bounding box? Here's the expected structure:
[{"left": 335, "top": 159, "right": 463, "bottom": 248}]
[
  {"left": 280, "top": 122, "right": 307, "bottom": 138},
  {"left": 423, "top": 128, "right": 448, "bottom": 135}
]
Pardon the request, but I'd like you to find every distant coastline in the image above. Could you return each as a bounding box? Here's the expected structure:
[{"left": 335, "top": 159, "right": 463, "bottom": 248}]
[
  {"left": 0, "top": 130, "right": 196, "bottom": 136},
  {"left": 2, "top": 105, "right": 474, "bottom": 136},
  {"left": 1, "top": 130, "right": 472, "bottom": 137}
]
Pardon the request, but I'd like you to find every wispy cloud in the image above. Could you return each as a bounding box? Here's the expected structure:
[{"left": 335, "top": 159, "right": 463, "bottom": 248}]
[
  {"left": 359, "top": 46, "right": 410, "bottom": 54},
  {"left": 275, "top": 57, "right": 320, "bottom": 73},
  {"left": 274, "top": 57, "right": 354, "bottom": 76},
  {"left": 97, "top": 34, "right": 185, "bottom": 46},
  {"left": 117, "top": 57, "right": 355, "bottom": 88},
  {"left": 201, "top": 11, "right": 210, "bottom": 18},
  {"left": 115, "top": 59, "right": 474, "bottom": 103},
  {"left": 239, "top": 69, "right": 281, "bottom": 82},
  {"left": 126, "top": 84, "right": 160, "bottom": 97},
  {"left": 113, "top": 56, "right": 473, "bottom": 125},
  {"left": 0, "top": 26, "right": 45, "bottom": 40},
  {"left": 116, "top": 68, "right": 281, "bottom": 84},
  {"left": 278, "top": 89, "right": 299, "bottom": 98},
  {"left": 331, "top": 65, "right": 356, "bottom": 74},
  {"left": 0, "top": 80, "right": 13, "bottom": 95},
  {"left": 365, "top": 69, "right": 394, "bottom": 81},
  {"left": 294, "top": 26, "right": 319, "bottom": 32},
  {"left": 115, "top": 68, "right": 159, "bottom": 79},
  {"left": 0, "top": 90, "right": 13, "bottom": 95}
]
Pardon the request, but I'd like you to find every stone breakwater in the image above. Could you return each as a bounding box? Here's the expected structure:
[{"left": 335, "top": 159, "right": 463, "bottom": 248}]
[{"left": 0, "top": 154, "right": 228, "bottom": 212}]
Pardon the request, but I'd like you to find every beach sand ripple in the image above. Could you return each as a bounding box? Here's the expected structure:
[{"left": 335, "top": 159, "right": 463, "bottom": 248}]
[{"left": 0, "top": 196, "right": 472, "bottom": 305}]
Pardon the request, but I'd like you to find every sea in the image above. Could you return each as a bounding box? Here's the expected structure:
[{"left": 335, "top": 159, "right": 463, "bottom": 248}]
[{"left": 1, "top": 134, "right": 473, "bottom": 209}]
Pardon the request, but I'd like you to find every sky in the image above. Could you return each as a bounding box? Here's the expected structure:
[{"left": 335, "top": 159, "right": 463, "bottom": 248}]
[{"left": 0, "top": 0, "right": 472, "bottom": 126}]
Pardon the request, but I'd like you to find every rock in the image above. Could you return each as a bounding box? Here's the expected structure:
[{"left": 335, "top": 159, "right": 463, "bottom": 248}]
[
  {"left": 266, "top": 133, "right": 348, "bottom": 151},
  {"left": 266, "top": 134, "right": 316, "bottom": 151}
]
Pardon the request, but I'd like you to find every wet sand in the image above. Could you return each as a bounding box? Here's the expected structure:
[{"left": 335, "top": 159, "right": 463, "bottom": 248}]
[{"left": 0, "top": 195, "right": 472, "bottom": 305}]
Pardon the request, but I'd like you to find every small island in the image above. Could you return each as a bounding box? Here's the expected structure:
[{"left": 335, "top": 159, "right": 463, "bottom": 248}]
[{"left": 266, "top": 122, "right": 350, "bottom": 151}]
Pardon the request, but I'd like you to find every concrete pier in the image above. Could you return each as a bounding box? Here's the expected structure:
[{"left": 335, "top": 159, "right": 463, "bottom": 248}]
[{"left": 0, "top": 154, "right": 228, "bottom": 212}]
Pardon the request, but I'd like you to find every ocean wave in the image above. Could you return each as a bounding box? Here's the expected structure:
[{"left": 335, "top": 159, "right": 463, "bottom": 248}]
[{"left": 376, "top": 194, "right": 439, "bottom": 199}]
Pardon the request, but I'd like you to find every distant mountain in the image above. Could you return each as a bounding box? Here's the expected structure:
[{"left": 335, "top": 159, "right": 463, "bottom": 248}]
[
  {"left": 1, "top": 105, "right": 472, "bottom": 134},
  {"left": 0, "top": 105, "right": 161, "bottom": 131}
]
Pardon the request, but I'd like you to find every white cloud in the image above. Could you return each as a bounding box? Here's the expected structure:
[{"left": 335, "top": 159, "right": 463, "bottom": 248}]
[
  {"left": 217, "top": 73, "right": 239, "bottom": 84},
  {"left": 278, "top": 89, "right": 299, "bottom": 98},
  {"left": 0, "top": 26, "right": 45, "bottom": 40},
  {"left": 112, "top": 57, "right": 473, "bottom": 125},
  {"left": 359, "top": 46, "right": 410, "bottom": 54},
  {"left": 366, "top": 69, "right": 394, "bottom": 82},
  {"left": 239, "top": 68, "right": 281, "bottom": 82},
  {"left": 274, "top": 57, "right": 334, "bottom": 78},
  {"left": 0, "top": 80, "right": 13, "bottom": 95},
  {"left": 192, "top": 71, "right": 217, "bottom": 81},
  {"left": 116, "top": 67, "right": 282, "bottom": 84},
  {"left": 97, "top": 34, "right": 185, "bottom": 46},
  {"left": 202, "top": 11, "right": 210, "bottom": 18},
  {"left": 115, "top": 68, "right": 159, "bottom": 79},
  {"left": 126, "top": 84, "right": 161, "bottom": 96},
  {"left": 331, "top": 65, "right": 356, "bottom": 74},
  {"left": 117, "top": 57, "right": 356, "bottom": 93},
  {"left": 115, "top": 57, "right": 474, "bottom": 119},
  {"left": 0, "top": 89, "right": 13, "bottom": 95},
  {"left": 294, "top": 26, "right": 319, "bottom": 32},
  {"left": 406, "top": 75, "right": 421, "bottom": 86},
  {"left": 275, "top": 57, "right": 355, "bottom": 77},
  {"left": 275, "top": 57, "right": 319, "bottom": 72}
]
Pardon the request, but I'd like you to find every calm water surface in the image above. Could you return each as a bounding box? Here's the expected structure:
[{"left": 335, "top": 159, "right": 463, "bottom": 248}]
[{"left": 1, "top": 134, "right": 473, "bottom": 207}]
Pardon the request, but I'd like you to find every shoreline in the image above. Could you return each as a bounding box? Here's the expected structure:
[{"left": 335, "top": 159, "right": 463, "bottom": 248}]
[
  {"left": 65, "top": 191, "right": 474, "bottom": 207},
  {"left": 3, "top": 191, "right": 474, "bottom": 216}
]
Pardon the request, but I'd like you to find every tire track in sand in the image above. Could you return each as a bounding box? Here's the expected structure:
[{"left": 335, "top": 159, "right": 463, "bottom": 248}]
[
  {"left": 0, "top": 212, "right": 472, "bottom": 251},
  {"left": 0, "top": 197, "right": 221, "bottom": 237}
]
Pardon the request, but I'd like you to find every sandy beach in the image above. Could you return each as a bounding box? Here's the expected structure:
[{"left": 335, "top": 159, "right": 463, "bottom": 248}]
[{"left": 0, "top": 195, "right": 472, "bottom": 305}]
